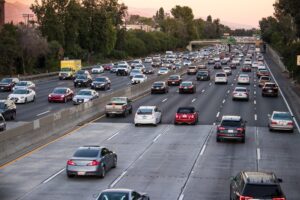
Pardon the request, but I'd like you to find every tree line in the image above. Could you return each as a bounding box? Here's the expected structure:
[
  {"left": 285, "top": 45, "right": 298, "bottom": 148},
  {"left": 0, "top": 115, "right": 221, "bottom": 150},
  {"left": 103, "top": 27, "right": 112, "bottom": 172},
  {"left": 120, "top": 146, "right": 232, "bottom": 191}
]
[
  {"left": 259, "top": 0, "right": 300, "bottom": 81},
  {"left": 0, "top": 0, "right": 254, "bottom": 75}
]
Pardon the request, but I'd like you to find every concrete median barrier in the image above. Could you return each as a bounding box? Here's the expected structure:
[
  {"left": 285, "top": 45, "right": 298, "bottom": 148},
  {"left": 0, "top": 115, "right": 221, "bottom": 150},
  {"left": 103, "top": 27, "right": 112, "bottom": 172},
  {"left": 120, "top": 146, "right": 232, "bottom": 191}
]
[{"left": 0, "top": 68, "right": 186, "bottom": 166}]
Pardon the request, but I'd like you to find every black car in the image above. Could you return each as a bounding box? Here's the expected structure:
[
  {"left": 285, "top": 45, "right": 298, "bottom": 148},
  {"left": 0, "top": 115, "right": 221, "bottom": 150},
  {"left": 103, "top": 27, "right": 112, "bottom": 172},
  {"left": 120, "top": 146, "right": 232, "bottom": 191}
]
[
  {"left": 196, "top": 70, "right": 210, "bottom": 81},
  {"left": 179, "top": 81, "right": 196, "bottom": 94},
  {"left": 91, "top": 77, "right": 111, "bottom": 90},
  {"left": 0, "top": 99, "right": 17, "bottom": 120},
  {"left": 151, "top": 81, "right": 168, "bottom": 94},
  {"left": 144, "top": 67, "right": 155, "bottom": 74},
  {"left": 0, "top": 78, "right": 19, "bottom": 92},
  {"left": 230, "top": 171, "right": 285, "bottom": 200},
  {"left": 216, "top": 115, "right": 246, "bottom": 143},
  {"left": 214, "top": 62, "right": 222, "bottom": 69},
  {"left": 66, "top": 146, "right": 117, "bottom": 178},
  {"left": 74, "top": 74, "right": 92, "bottom": 87}
]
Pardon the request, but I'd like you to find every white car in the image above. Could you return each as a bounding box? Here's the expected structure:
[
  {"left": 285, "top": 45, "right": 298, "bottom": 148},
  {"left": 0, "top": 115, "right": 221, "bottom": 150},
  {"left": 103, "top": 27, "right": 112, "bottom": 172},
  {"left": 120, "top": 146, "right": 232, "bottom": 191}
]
[
  {"left": 13, "top": 81, "right": 35, "bottom": 91},
  {"left": 8, "top": 88, "right": 36, "bottom": 103},
  {"left": 130, "top": 59, "right": 142, "bottom": 68},
  {"left": 268, "top": 111, "right": 294, "bottom": 132},
  {"left": 131, "top": 74, "right": 147, "bottom": 84},
  {"left": 157, "top": 67, "right": 169, "bottom": 75},
  {"left": 257, "top": 64, "right": 266, "bottom": 70},
  {"left": 251, "top": 61, "right": 259, "bottom": 68},
  {"left": 144, "top": 57, "right": 153, "bottom": 64},
  {"left": 183, "top": 60, "right": 192, "bottom": 66},
  {"left": 72, "top": 89, "right": 99, "bottom": 105},
  {"left": 134, "top": 106, "right": 162, "bottom": 126},
  {"left": 244, "top": 59, "right": 252, "bottom": 65},
  {"left": 223, "top": 67, "right": 232, "bottom": 75},
  {"left": 232, "top": 87, "right": 249, "bottom": 101},
  {"left": 215, "top": 72, "right": 228, "bottom": 84},
  {"left": 134, "top": 64, "right": 146, "bottom": 72},
  {"left": 91, "top": 65, "right": 104, "bottom": 74},
  {"left": 238, "top": 74, "right": 250, "bottom": 84}
]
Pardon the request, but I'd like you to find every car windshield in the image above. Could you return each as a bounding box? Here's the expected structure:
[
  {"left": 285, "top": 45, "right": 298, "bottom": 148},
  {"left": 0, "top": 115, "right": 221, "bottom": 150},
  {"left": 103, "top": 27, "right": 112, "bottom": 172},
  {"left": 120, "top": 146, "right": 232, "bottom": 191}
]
[
  {"left": 73, "top": 149, "right": 99, "bottom": 157},
  {"left": 198, "top": 71, "right": 208, "bottom": 75},
  {"left": 137, "top": 108, "right": 153, "bottom": 115},
  {"left": 77, "top": 70, "right": 85, "bottom": 74},
  {"left": 243, "top": 184, "right": 283, "bottom": 197},
  {"left": 160, "top": 68, "right": 168, "bottom": 71},
  {"left": 97, "top": 192, "right": 129, "bottom": 200},
  {"left": 53, "top": 88, "right": 67, "bottom": 94},
  {"left": 61, "top": 68, "right": 71, "bottom": 71},
  {"left": 235, "top": 88, "right": 247, "bottom": 92},
  {"left": 111, "top": 97, "right": 126, "bottom": 102},
  {"left": 181, "top": 82, "right": 192, "bottom": 86},
  {"left": 77, "top": 75, "right": 87, "bottom": 79},
  {"left": 16, "top": 82, "right": 28, "bottom": 86},
  {"left": 273, "top": 113, "right": 292, "bottom": 120},
  {"left": 261, "top": 77, "right": 270, "bottom": 81},
  {"left": 13, "top": 89, "right": 28, "bottom": 94},
  {"left": 221, "top": 120, "right": 241, "bottom": 127},
  {"left": 169, "top": 76, "right": 179, "bottom": 80},
  {"left": 132, "top": 70, "right": 141, "bottom": 73},
  {"left": 177, "top": 108, "right": 195, "bottom": 113},
  {"left": 95, "top": 78, "right": 106, "bottom": 82},
  {"left": 1, "top": 78, "right": 12, "bottom": 83},
  {"left": 153, "top": 83, "right": 163, "bottom": 87},
  {"left": 240, "top": 75, "right": 248, "bottom": 78},
  {"left": 77, "top": 91, "right": 92, "bottom": 96},
  {"left": 134, "top": 75, "right": 144, "bottom": 78}
]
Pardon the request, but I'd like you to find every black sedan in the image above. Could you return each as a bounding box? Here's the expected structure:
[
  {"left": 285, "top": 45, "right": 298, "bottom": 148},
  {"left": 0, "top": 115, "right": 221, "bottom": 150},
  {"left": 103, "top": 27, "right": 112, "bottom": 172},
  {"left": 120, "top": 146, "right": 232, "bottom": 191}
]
[
  {"left": 196, "top": 70, "right": 210, "bottom": 81},
  {"left": 74, "top": 74, "right": 92, "bottom": 87},
  {"left": 91, "top": 76, "right": 111, "bottom": 90},
  {"left": 151, "top": 81, "right": 168, "bottom": 94},
  {"left": 66, "top": 146, "right": 117, "bottom": 178},
  {"left": 179, "top": 81, "right": 196, "bottom": 94}
]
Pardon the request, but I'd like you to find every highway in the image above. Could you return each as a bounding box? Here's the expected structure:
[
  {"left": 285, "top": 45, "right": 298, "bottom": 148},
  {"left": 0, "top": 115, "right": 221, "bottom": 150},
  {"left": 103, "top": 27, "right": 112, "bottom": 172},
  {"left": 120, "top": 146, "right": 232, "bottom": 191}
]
[{"left": 1, "top": 56, "right": 300, "bottom": 200}]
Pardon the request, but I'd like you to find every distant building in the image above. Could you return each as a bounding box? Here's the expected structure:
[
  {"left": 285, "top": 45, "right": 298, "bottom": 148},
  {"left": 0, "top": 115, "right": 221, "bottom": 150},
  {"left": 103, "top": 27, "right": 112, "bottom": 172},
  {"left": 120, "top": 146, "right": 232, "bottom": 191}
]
[
  {"left": 0, "top": 0, "right": 4, "bottom": 27},
  {"left": 125, "top": 24, "right": 156, "bottom": 32}
]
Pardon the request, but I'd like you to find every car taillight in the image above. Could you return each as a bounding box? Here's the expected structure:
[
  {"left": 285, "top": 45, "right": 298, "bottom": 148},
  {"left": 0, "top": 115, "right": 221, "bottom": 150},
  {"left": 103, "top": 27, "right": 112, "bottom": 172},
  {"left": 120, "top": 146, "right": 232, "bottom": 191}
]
[
  {"left": 272, "top": 198, "right": 285, "bottom": 200},
  {"left": 190, "top": 114, "right": 195, "bottom": 119},
  {"left": 176, "top": 114, "right": 179, "bottom": 118},
  {"left": 239, "top": 196, "right": 253, "bottom": 200},
  {"left": 287, "top": 122, "right": 293, "bottom": 125},
  {"left": 233, "top": 92, "right": 237, "bottom": 95},
  {"left": 189, "top": 86, "right": 193, "bottom": 89},
  {"left": 237, "top": 128, "right": 244, "bottom": 132},
  {"left": 271, "top": 121, "right": 277, "bottom": 125},
  {"left": 218, "top": 126, "right": 225, "bottom": 131},
  {"left": 87, "top": 160, "right": 100, "bottom": 166},
  {"left": 67, "top": 160, "right": 75, "bottom": 166}
]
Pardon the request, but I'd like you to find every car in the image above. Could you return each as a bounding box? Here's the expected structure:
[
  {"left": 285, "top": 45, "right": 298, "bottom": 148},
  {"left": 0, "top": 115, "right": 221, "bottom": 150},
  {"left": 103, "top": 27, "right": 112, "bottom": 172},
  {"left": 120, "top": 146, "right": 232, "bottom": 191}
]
[
  {"left": 74, "top": 74, "right": 93, "bottom": 87},
  {"left": 257, "top": 68, "right": 270, "bottom": 78},
  {"left": 116, "top": 64, "right": 131, "bottom": 76},
  {"left": 196, "top": 70, "right": 210, "bottom": 81},
  {"left": 144, "top": 67, "right": 155, "bottom": 74},
  {"left": 174, "top": 107, "right": 198, "bottom": 125},
  {"left": 134, "top": 64, "right": 146, "bottom": 73},
  {"left": 258, "top": 76, "right": 271, "bottom": 87},
  {"left": 230, "top": 171, "right": 285, "bottom": 200},
  {"left": 13, "top": 81, "right": 35, "bottom": 91},
  {"left": 268, "top": 111, "right": 294, "bottom": 132},
  {"left": 214, "top": 72, "right": 228, "bottom": 84},
  {"left": 214, "top": 62, "right": 222, "bottom": 69},
  {"left": 48, "top": 87, "right": 74, "bottom": 103},
  {"left": 130, "top": 59, "right": 142, "bottom": 68},
  {"left": 187, "top": 66, "right": 197, "bottom": 75},
  {"left": 134, "top": 106, "right": 162, "bottom": 126},
  {"left": 110, "top": 64, "right": 118, "bottom": 73},
  {"left": 241, "top": 65, "right": 251, "bottom": 72},
  {"left": 0, "top": 114, "right": 6, "bottom": 131},
  {"left": 72, "top": 89, "right": 99, "bottom": 105},
  {"left": 208, "top": 58, "right": 215, "bottom": 65},
  {"left": 237, "top": 74, "right": 250, "bottom": 85},
  {"left": 103, "top": 63, "right": 113, "bottom": 71},
  {"left": 91, "top": 65, "right": 104, "bottom": 74},
  {"left": 0, "top": 100, "right": 16, "bottom": 120},
  {"left": 244, "top": 59, "right": 252, "bottom": 65},
  {"left": 152, "top": 57, "right": 161, "bottom": 67},
  {"left": 252, "top": 61, "right": 259, "bottom": 68},
  {"left": 75, "top": 70, "right": 90, "bottom": 78},
  {"left": 151, "top": 81, "right": 169, "bottom": 94},
  {"left": 131, "top": 74, "right": 147, "bottom": 84},
  {"left": 183, "top": 59, "right": 192, "bottom": 66},
  {"left": 0, "top": 78, "right": 19, "bottom": 92},
  {"left": 167, "top": 75, "right": 182, "bottom": 86},
  {"left": 157, "top": 67, "right": 169, "bottom": 75},
  {"left": 229, "top": 62, "right": 237, "bottom": 69},
  {"left": 221, "top": 59, "right": 228, "bottom": 65},
  {"left": 223, "top": 67, "right": 232, "bottom": 75},
  {"left": 144, "top": 57, "right": 153, "bottom": 65},
  {"left": 262, "top": 82, "right": 279, "bottom": 97},
  {"left": 91, "top": 76, "right": 111, "bottom": 90},
  {"left": 232, "top": 87, "right": 249, "bottom": 101},
  {"left": 96, "top": 188, "right": 150, "bottom": 200},
  {"left": 8, "top": 89, "right": 36, "bottom": 104},
  {"left": 179, "top": 81, "right": 196, "bottom": 94},
  {"left": 66, "top": 146, "right": 117, "bottom": 178},
  {"left": 129, "top": 69, "right": 143, "bottom": 79},
  {"left": 216, "top": 115, "right": 246, "bottom": 143}
]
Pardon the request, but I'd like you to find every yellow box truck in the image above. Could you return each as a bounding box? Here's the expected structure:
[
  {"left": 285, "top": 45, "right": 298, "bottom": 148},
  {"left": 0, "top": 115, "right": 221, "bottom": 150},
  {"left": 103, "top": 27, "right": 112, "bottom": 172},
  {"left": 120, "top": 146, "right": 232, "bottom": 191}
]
[{"left": 58, "top": 60, "right": 81, "bottom": 80}]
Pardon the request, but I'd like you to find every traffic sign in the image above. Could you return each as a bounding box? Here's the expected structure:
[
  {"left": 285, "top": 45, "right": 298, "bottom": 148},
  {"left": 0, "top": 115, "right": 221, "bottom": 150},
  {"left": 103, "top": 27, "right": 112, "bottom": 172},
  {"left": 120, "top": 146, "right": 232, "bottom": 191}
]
[{"left": 297, "top": 55, "right": 300, "bottom": 66}]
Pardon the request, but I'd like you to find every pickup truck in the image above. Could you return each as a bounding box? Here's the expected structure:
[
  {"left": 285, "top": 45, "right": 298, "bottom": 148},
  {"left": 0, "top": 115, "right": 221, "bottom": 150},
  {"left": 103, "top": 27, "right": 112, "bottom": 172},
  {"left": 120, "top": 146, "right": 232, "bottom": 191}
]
[
  {"left": 116, "top": 64, "right": 131, "bottom": 76},
  {"left": 105, "top": 97, "right": 133, "bottom": 117}
]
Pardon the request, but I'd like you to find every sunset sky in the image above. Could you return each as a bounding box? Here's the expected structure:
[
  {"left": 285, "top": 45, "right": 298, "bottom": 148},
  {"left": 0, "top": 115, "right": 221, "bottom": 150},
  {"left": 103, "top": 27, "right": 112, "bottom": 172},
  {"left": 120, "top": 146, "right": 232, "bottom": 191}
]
[{"left": 7, "top": 0, "right": 276, "bottom": 28}]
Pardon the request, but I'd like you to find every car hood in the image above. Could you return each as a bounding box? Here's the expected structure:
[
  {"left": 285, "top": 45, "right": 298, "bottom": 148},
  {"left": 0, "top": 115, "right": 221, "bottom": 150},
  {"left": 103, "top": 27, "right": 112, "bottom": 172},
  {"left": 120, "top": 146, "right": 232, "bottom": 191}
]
[
  {"left": 9, "top": 94, "right": 26, "bottom": 98},
  {"left": 0, "top": 83, "right": 10, "bottom": 86},
  {"left": 74, "top": 95, "right": 93, "bottom": 99}
]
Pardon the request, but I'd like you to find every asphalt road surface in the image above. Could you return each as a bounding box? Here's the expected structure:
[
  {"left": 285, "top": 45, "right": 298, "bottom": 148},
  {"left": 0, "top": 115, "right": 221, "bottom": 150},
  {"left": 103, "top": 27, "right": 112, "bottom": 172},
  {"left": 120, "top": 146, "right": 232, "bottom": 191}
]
[{"left": 1, "top": 58, "right": 299, "bottom": 200}]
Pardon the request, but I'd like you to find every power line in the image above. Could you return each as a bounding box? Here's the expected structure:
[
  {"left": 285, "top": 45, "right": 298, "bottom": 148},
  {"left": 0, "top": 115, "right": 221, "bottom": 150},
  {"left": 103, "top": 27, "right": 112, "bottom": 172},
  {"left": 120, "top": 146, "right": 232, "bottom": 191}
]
[{"left": 22, "top": 13, "right": 34, "bottom": 27}]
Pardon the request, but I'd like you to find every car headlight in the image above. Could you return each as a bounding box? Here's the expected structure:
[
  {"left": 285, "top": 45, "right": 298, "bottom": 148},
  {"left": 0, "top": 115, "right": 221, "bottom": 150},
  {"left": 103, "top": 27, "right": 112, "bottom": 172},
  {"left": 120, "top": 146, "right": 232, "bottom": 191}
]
[
  {"left": 61, "top": 95, "right": 65, "bottom": 98},
  {"left": 48, "top": 94, "right": 52, "bottom": 98}
]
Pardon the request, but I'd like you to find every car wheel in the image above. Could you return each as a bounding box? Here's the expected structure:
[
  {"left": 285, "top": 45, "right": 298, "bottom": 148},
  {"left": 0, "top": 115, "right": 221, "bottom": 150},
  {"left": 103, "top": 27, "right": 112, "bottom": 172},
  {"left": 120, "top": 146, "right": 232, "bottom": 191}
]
[
  {"left": 25, "top": 98, "right": 27, "bottom": 104},
  {"left": 216, "top": 137, "right": 221, "bottom": 142},
  {"left": 32, "top": 96, "right": 35, "bottom": 102},
  {"left": 100, "top": 166, "right": 106, "bottom": 178},
  {"left": 11, "top": 112, "right": 16, "bottom": 120},
  {"left": 241, "top": 137, "right": 245, "bottom": 143},
  {"left": 290, "top": 129, "right": 294, "bottom": 133},
  {"left": 106, "top": 113, "right": 110, "bottom": 118},
  {"left": 269, "top": 127, "right": 273, "bottom": 132},
  {"left": 135, "top": 123, "right": 138, "bottom": 127},
  {"left": 64, "top": 98, "right": 67, "bottom": 103},
  {"left": 67, "top": 173, "right": 75, "bottom": 178},
  {"left": 112, "top": 156, "right": 117, "bottom": 168}
]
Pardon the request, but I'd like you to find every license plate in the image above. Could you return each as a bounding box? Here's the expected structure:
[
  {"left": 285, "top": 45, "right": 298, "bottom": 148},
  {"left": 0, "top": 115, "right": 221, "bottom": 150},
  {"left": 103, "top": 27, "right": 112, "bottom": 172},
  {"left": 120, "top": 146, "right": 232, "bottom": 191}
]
[
  {"left": 228, "top": 130, "right": 234, "bottom": 133},
  {"left": 183, "top": 114, "right": 187, "bottom": 118},
  {"left": 268, "top": 90, "right": 273, "bottom": 92},
  {"left": 78, "top": 83, "right": 81, "bottom": 85},
  {"left": 184, "top": 87, "right": 187, "bottom": 89},
  {"left": 172, "top": 82, "right": 175, "bottom": 84},
  {"left": 77, "top": 172, "right": 85, "bottom": 175}
]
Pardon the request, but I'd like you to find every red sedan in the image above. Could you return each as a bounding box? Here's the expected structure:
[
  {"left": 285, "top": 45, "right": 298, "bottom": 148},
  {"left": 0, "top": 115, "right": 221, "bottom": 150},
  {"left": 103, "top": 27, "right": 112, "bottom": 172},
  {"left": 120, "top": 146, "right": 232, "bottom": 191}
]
[
  {"left": 179, "top": 81, "right": 196, "bottom": 94},
  {"left": 241, "top": 65, "right": 251, "bottom": 72},
  {"left": 48, "top": 87, "right": 74, "bottom": 103},
  {"left": 167, "top": 75, "right": 182, "bottom": 86},
  {"left": 174, "top": 107, "right": 198, "bottom": 125},
  {"left": 103, "top": 63, "right": 113, "bottom": 70}
]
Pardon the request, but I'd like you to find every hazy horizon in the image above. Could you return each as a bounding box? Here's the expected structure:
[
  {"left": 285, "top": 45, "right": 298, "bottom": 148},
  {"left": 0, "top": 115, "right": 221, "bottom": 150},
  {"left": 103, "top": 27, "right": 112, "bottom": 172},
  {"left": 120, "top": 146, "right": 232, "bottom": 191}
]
[{"left": 6, "top": 0, "right": 275, "bottom": 28}]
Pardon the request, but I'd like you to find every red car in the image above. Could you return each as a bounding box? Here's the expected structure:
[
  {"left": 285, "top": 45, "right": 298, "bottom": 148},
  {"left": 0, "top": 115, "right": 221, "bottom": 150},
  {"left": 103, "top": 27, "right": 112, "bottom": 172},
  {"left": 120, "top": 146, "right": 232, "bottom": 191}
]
[
  {"left": 48, "top": 87, "right": 74, "bottom": 103},
  {"left": 257, "top": 69, "right": 270, "bottom": 78},
  {"left": 174, "top": 107, "right": 198, "bottom": 125},
  {"left": 241, "top": 65, "right": 251, "bottom": 72},
  {"left": 167, "top": 75, "right": 182, "bottom": 86},
  {"left": 103, "top": 63, "right": 113, "bottom": 71}
]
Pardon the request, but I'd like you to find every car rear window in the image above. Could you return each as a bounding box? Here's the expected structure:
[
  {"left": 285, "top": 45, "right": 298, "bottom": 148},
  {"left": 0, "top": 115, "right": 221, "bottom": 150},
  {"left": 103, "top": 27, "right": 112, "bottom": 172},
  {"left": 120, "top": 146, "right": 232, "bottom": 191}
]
[
  {"left": 188, "top": 66, "right": 196, "bottom": 69},
  {"left": 181, "top": 82, "right": 192, "bottom": 86},
  {"left": 198, "top": 71, "right": 208, "bottom": 75},
  {"left": 169, "top": 76, "right": 179, "bottom": 80},
  {"left": 177, "top": 108, "right": 195, "bottom": 113},
  {"left": 243, "top": 184, "right": 283, "bottom": 197},
  {"left": 98, "top": 192, "right": 129, "bottom": 200},
  {"left": 137, "top": 108, "right": 153, "bottom": 115},
  {"left": 74, "top": 149, "right": 99, "bottom": 157},
  {"left": 261, "top": 77, "right": 270, "bottom": 80},
  {"left": 221, "top": 120, "right": 241, "bottom": 127},
  {"left": 235, "top": 88, "right": 247, "bottom": 92},
  {"left": 273, "top": 113, "right": 292, "bottom": 120},
  {"left": 216, "top": 73, "right": 226, "bottom": 77}
]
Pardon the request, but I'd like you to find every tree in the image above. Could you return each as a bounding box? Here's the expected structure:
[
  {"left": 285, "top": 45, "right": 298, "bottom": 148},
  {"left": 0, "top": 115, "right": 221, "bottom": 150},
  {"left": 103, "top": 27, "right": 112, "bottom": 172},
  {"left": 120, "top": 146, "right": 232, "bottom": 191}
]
[{"left": 206, "top": 15, "right": 212, "bottom": 23}]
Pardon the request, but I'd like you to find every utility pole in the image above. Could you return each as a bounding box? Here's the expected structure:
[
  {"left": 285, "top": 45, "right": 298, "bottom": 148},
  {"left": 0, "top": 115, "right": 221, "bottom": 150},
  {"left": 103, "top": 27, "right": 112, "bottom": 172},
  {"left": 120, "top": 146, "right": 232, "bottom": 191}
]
[
  {"left": 0, "top": 0, "right": 5, "bottom": 27},
  {"left": 22, "top": 13, "right": 34, "bottom": 27}
]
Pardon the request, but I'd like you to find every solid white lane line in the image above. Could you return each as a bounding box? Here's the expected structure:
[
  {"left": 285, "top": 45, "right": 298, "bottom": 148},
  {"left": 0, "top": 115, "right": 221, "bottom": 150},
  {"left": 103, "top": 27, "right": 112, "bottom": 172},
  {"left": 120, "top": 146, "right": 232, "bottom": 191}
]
[
  {"left": 222, "top": 99, "right": 226, "bottom": 104},
  {"left": 110, "top": 171, "right": 127, "bottom": 188},
  {"left": 37, "top": 110, "right": 50, "bottom": 117},
  {"left": 179, "top": 194, "right": 184, "bottom": 200},
  {"left": 227, "top": 90, "right": 230, "bottom": 94},
  {"left": 153, "top": 134, "right": 161, "bottom": 142},
  {"left": 43, "top": 168, "right": 65, "bottom": 184},
  {"left": 192, "top": 98, "right": 196, "bottom": 103},
  {"left": 254, "top": 114, "right": 257, "bottom": 121},
  {"left": 162, "top": 98, "right": 168, "bottom": 102},
  {"left": 254, "top": 100, "right": 256, "bottom": 105},
  {"left": 216, "top": 112, "right": 220, "bottom": 118},
  {"left": 257, "top": 148, "right": 261, "bottom": 160},
  {"left": 200, "top": 144, "right": 207, "bottom": 156},
  {"left": 107, "top": 131, "right": 120, "bottom": 141}
]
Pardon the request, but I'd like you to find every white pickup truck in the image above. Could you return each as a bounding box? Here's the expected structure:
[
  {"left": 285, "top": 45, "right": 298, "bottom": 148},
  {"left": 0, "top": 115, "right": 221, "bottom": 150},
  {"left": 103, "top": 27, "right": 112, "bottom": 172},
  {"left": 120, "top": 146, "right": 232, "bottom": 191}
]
[{"left": 105, "top": 97, "right": 133, "bottom": 117}]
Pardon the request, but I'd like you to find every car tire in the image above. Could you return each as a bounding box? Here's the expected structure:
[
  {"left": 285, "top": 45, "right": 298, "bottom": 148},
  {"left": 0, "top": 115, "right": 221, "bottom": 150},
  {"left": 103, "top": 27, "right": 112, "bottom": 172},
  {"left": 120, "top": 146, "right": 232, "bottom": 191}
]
[
  {"left": 241, "top": 137, "right": 245, "bottom": 143},
  {"left": 135, "top": 123, "right": 138, "bottom": 127},
  {"left": 32, "top": 96, "right": 35, "bottom": 102},
  {"left": 24, "top": 98, "right": 27, "bottom": 104},
  {"left": 106, "top": 113, "right": 110, "bottom": 118},
  {"left": 290, "top": 129, "right": 294, "bottom": 133},
  {"left": 216, "top": 137, "right": 221, "bottom": 142},
  {"left": 269, "top": 127, "right": 273, "bottom": 132},
  {"left": 67, "top": 173, "right": 75, "bottom": 178},
  {"left": 100, "top": 166, "right": 106, "bottom": 178},
  {"left": 64, "top": 98, "right": 67, "bottom": 103},
  {"left": 11, "top": 112, "right": 16, "bottom": 120},
  {"left": 112, "top": 156, "right": 117, "bottom": 168}
]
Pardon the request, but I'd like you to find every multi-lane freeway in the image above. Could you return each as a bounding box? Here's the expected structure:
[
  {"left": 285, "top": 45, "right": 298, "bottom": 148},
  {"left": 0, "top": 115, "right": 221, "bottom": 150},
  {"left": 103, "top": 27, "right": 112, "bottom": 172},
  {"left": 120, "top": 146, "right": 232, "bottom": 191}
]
[{"left": 0, "top": 46, "right": 300, "bottom": 200}]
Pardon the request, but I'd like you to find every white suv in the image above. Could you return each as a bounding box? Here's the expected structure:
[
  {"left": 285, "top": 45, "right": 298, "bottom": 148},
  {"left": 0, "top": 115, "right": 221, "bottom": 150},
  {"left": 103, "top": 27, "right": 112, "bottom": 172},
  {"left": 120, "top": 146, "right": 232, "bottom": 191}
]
[{"left": 215, "top": 72, "right": 228, "bottom": 84}]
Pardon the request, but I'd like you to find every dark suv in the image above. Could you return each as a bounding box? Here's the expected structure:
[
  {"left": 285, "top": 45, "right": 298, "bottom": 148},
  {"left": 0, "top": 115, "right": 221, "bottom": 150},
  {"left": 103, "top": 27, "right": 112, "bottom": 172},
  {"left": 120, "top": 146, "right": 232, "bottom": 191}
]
[
  {"left": 216, "top": 115, "right": 246, "bottom": 143},
  {"left": 0, "top": 99, "right": 17, "bottom": 120},
  {"left": 230, "top": 171, "right": 285, "bottom": 200}
]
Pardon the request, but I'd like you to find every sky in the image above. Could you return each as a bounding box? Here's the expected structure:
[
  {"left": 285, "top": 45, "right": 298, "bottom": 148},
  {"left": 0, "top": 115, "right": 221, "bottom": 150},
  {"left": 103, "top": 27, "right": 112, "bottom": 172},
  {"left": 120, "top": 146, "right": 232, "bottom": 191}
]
[{"left": 7, "top": 0, "right": 276, "bottom": 28}]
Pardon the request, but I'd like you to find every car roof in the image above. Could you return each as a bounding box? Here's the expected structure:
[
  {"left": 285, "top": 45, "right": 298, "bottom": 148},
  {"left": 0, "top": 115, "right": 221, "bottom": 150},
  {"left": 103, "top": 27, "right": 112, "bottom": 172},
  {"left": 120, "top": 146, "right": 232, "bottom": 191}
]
[
  {"left": 100, "top": 188, "right": 133, "bottom": 193},
  {"left": 239, "top": 74, "right": 249, "bottom": 77},
  {"left": 177, "top": 107, "right": 195, "bottom": 110},
  {"left": 222, "top": 115, "right": 241, "bottom": 121},
  {"left": 138, "top": 106, "right": 155, "bottom": 109},
  {"left": 153, "top": 81, "right": 165, "bottom": 84},
  {"left": 272, "top": 111, "right": 290, "bottom": 115},
  {"left": 54, "top": 87, "right": 69, "bottom": 90},
  {"left": 78, "top": 89, "right": 93, "bottom": 92},
  {"left": 181, "top": 81, "right": 193, "bottom": 84},
  {"left": 242, "top": 171, "right": 278, "bottom": 184}
]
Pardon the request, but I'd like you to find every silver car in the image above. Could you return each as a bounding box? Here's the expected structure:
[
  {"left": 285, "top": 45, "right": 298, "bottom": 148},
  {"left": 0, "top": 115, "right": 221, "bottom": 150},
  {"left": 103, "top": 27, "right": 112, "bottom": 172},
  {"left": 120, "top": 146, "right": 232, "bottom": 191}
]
[
  {"left": 96, "top": 188, "right": 150, "bottom": 200},
  {"left": 72, "top": 89, "right": 99, "bottom": 105},
  {"left": 268, "top": 111, "right": 294, "bottom": 132},
  {"left": 66, "top": 146, "right": 117, "bottom": 178}
]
